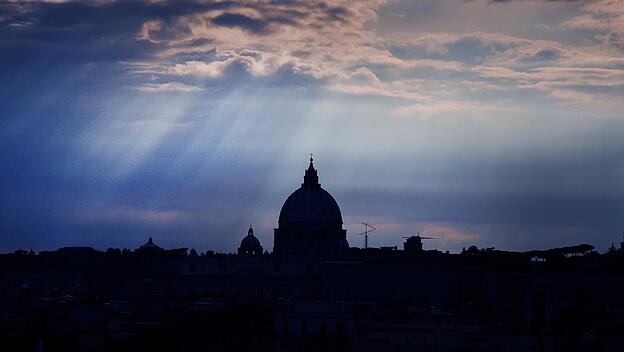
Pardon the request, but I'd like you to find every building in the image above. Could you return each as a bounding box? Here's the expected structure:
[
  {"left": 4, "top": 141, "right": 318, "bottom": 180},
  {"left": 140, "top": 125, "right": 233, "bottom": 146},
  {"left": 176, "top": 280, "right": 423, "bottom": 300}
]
[
  {"left": 4, "top": 157, "right": 624, "bottom": 351},
  {"left": 404, "top": 235, "right": 424, "bottom": 253},
  {"left": 238, "top": 226, "right": 263, "bottom": 255},
  {"left": 273, "top": 157, "right": 348, "bottom": 256},
  {"left": 137, "top": 236, "right": 163, "bottom": 252}
]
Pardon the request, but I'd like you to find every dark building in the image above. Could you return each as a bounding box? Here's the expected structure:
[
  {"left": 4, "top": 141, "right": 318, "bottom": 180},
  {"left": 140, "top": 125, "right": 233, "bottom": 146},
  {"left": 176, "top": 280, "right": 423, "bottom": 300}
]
[
  {"left": 2, "top": 157, "right": 624, "bottom": 352},
  {"left": 137, "top": 236, "right": 163, "bottom": 252},
  {"left": 273, "top": 157, "right": 348, "bottom": 256},
  {"left": 404, "top": 235, "right": 424, "bottom": 253},
  {"left": 238, "top": 226, "right": 263, "bottom": 255}
]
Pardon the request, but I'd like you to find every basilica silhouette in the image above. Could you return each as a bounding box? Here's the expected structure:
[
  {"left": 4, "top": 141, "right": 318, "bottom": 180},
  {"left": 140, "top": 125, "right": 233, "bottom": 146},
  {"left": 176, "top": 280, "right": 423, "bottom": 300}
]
[
  {"left": 273, "top": 157, "right": 348, "bottom": 256},
  {"left": 1, "top": 157, "right": 624, "bottom": 352}
]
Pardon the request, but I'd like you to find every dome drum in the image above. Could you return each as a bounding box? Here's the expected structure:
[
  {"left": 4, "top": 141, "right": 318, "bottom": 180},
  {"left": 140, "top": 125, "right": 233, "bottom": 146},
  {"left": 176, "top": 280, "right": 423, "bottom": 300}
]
[{"left": 274, "top": 228, "right": 347, "bottom": 254}]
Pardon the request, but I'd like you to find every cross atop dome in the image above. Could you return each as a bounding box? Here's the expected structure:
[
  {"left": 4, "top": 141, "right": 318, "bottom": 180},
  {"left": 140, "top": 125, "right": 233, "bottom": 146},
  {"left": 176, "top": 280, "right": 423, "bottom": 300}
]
[{"left": 303, "top": 154, "right": 320, "bottom": 187}]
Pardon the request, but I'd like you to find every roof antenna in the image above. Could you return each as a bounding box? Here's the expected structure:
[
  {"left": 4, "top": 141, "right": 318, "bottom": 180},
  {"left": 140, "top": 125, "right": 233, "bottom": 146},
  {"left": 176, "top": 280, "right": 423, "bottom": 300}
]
[{"left": 358, "top": 222, "right": 376, "bottom": 249}]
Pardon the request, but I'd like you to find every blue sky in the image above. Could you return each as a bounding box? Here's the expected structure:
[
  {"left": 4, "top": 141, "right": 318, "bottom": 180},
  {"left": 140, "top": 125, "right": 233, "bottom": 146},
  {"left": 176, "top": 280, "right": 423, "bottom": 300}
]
[{"left": 1, "top": 0, "right": 624, "bottom": 253}]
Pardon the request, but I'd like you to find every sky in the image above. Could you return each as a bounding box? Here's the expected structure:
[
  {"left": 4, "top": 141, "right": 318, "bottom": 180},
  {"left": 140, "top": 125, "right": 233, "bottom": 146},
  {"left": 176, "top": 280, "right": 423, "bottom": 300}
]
[{"left": 1, "top": 0, "right": 624, "bottom": 253}]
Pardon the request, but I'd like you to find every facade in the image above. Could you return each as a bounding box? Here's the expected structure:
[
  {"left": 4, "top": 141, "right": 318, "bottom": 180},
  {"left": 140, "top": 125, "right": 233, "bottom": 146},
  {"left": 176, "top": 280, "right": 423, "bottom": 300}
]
[{"left": 273, "top": 157, "right": 348, "bottom": 256}]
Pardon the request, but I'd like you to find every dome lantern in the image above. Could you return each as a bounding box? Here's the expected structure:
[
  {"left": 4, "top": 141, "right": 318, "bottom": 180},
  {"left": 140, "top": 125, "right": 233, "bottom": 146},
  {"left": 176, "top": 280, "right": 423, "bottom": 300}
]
[{"left": 303, "top": 154, "right": 320, "bottom": 187}]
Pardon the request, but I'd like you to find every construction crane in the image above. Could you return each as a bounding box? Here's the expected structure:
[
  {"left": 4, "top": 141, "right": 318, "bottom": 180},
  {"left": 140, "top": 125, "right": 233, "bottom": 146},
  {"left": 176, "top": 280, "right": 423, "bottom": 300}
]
[
  {"left": 403, "top": 232, "right": 438, "bottom": 252},
  {"left": 358, "top": 222, "right": 376, "bottom": 249},
  {"left": 402, "top": 232, "right": 439, "bottom": 240}
]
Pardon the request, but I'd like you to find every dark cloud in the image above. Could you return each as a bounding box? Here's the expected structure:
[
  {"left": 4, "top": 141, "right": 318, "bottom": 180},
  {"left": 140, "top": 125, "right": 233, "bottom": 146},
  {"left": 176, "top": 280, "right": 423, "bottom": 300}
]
[
  {"left": 527, "top": 48, "right": 560, "bottom": 61},
  {"left": 211, "top": 13, "right": 271, "bottom": 34},
  {"left": 605, "top": 32, "right": 624, "bottom": 53},
  {"left": 0, "top": 1, "right": 286, "bottom": 61}
]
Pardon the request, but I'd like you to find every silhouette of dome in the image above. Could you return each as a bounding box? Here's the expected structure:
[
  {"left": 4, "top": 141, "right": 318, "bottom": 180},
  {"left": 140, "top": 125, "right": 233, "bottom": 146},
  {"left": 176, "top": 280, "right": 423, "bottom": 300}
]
[
  {"left": 138, "top": 236, "right": 163, "bottom": 251},
  {"left": 241, "top": 229, "right": 261, "bottom": 249},
  {"left": 239, "top": 226, "right": 263, "bottom": 255},
  {"left": 273, "top": 156, "right": 348, "bottom": 255},
  {"left": 278, "top": 157, "right": 343, "bottom": 228}
]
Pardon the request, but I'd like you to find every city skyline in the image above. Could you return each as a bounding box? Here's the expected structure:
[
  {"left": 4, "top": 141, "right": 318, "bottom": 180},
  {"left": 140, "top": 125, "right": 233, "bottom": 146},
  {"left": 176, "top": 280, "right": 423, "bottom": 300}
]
[{"left": 1, "top": 0, "right": 624, "bottom": 253}]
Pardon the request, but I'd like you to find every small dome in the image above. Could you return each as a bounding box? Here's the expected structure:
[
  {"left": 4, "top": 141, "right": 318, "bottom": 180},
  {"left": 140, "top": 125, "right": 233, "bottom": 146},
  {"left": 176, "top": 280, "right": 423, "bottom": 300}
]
[
  {"left": 239, "top": 226, "right": 263, "bottom": 255},
  {"left": 241, "top": 233, "right": 261, "bottom": 249},
  {"left": 139, "top": 236, "right": 163, "bottom": 251}
]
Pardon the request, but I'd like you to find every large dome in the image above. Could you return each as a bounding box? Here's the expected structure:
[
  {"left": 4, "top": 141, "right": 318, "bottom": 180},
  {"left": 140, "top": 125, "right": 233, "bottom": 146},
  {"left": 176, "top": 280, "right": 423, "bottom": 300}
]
[
  {"left": 273, "top": 157, "right": 348, "bottom": 255},
  {"left": 278, "top": 157, "right": 343, "bottom": 228},
  {"left": 278, "top": 186, "right": 343, "bottom": 227}
]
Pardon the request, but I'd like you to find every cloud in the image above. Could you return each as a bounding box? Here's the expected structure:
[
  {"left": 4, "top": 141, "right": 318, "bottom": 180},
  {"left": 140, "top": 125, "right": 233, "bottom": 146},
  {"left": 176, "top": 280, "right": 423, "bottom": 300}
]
[
  {"left": 135, "top": 0, "right": 384, "bottom": 46},
  {"left": 6, "top": 0, "right": 617, "bottom": 110},
  {"left": 127, "top": 0, "right": 472, "bottom": 105},
  {"left": 471, "top": 64, "right": 624, "bottom": 104},
  {"left": 167, "top": 49, "right": 326, "bottom": 81},
  {"left": 548, "top": 89, "right": 602, "bottom": 105},
  {"left": 347, "top": 66, "right": 382, "bottom": 86},
  {"left": 376, "top": 30, "right": 624, "bottom": 108},
  {"left": 2, "top": 0, "right": 622, "bottom": 113},
  {"left": 135, "top": 82, "right": 203, "bottom": 92},
  {"left": 392, "top": 99, "right": 523, "bottom": 118},
  {"left": 211, "top": 12, "right": 270, "bottom": 34},
  {"left": 82, "top": 206, "right": 190, "bottom": 225},
  {"left": 562, "top": 0, "right": 624, "bottom": 51},
  {"left": 391, "top": 31, "right": 624, "bottom": 68}
]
